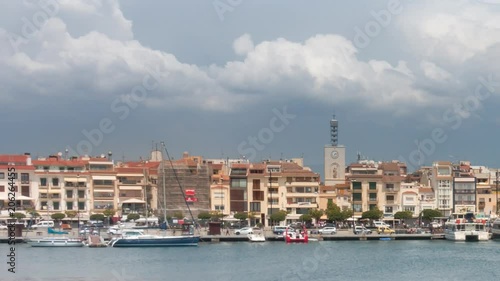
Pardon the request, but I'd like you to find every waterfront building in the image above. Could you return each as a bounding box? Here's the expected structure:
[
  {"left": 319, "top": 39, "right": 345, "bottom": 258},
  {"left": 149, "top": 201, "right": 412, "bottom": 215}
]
[
  {"left": 32, "top": 155, "right": 91, "bottom": 221},
  {"left": 418, "top": 186, "right": 436, "bottom": 211},
  {"left": 451, "top": 161, "right": 476, "bottom": 213},
  {"left": 0, "top": 154, "right": 36, "bottom": 219},
  {"left": 157, "top": 152, "right": 210, "bottom": 220},
  {"left": 88, "top": 156, "right": 117, "bottom": 215},
  {"left": 431, "top": 161, "right": 453, "bottom": 217},
  {"left": 472, "top": 166, "right": 497, "bottom": 215}
]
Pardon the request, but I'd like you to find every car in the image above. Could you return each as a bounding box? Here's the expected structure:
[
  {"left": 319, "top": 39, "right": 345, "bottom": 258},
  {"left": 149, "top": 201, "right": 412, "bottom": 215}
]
[
  {"left": 377, "top": 226, "right": 395, "bottom": 234},
  {"left": 79, "top": 227, "right": 99, "bottom": 235},
  {"left": 234, "top": 227, "right": 255, "bottom": 235},
  {"left": 272, "top": 226, "right": 287, "bottom": 235},
  {"left": 0, "top": 224, "right": 8, "bottom": 230},
  {"left": 318, "top": 227, "right": 337, "bottom": 235},
  {"left": 107, "top": 225, "right": 122, "bottom": 235},
  {"left": 354, "top": 226, "right": 372, "bottom": 235}
]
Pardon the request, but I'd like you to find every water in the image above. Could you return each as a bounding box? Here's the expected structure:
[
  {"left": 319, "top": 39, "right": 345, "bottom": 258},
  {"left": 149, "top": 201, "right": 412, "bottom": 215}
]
[{"left": 1, "top": 240, "right": 500, "bottom": 281}]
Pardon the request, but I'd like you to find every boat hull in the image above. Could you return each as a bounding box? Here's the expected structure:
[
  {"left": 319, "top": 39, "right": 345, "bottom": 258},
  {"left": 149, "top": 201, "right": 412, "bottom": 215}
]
[
  {"left": 247, "top": 234, "right": 266, "bottom": 242},
  {"left": 444, "top": 231, "right": 490, "bottom": 241},
  {"left": 29, "top": 238, "right": 84, "bottom": 247},
  {"left": 110, "top": 235, "right": 199, "bottom": 247}
]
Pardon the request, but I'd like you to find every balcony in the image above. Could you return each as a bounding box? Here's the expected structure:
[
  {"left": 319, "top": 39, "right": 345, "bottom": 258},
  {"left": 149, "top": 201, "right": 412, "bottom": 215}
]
[
  {"left": 384, "top": 188, "right": 399, "bottom": 193},
  {"left": 285, "top": 192, "right": 318, "bottom": 197},
  {"left": 368, "top": 198, "right": 378, "bottom": 203}
]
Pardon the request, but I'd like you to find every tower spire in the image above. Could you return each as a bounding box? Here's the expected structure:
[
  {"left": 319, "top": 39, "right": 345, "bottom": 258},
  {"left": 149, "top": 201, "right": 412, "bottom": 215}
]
[{"left": 330, "top": 114, "right": 338, "bottom": 146}]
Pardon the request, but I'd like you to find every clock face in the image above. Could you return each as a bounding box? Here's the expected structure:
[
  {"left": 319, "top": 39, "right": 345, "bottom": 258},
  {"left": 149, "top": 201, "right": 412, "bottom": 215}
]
[{"left": 331, "top": 150, "right": 339, "bottom": 159}]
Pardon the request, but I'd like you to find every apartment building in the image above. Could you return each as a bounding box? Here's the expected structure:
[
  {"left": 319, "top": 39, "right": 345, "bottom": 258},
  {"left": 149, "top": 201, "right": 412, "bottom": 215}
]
[
  {"left": 0, "top": 154, "right": 36, "bottom": 218},
  {"left": 431, "top": 161, "right": 453, "bottom": 217},
  {"left": 32, "top": 155, "right": 91, "bottom": 220}
]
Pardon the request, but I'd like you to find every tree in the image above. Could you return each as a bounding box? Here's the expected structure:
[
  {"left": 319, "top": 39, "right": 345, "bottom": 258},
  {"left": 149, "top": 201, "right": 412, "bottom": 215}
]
[
  {"left": 65, "top": 211, "right": 77, "bottom": 219},
  {"left": 197, "top": 211, "right": 212, "bottom": 220},
  {"left": 309, "top": 209, "right": 324, "bottom": 224},
  {"left": 234, "top": 212, "right": 248, "bottom": 221},
  {"left": 126, "top": 213, "right": 140, "bottom": 221},
  {"left": 325, "top": 203, "right": 343, "bottom": 221},
  {"left": 209, "top": 211, "right": 224, "bottom": 221},
  {"left": 103, "top": 209, "right": 116, "bottom": 218},
  {"left": 421, "top": 209, "right": 442, "bottom": 221},
  {"left": 172, "top": 211, "right": 184, "bottom": 219},
  {"left": 90, "top": 214, "right": 105, "bottom": 221},
  {"left": 12, "top": 212, "right": 26, "bottom": 220},
  {"left": 51, "top": 213, "right": 65, "bottom": 221},
  {"left": 361, "top": 208, "right": 383, "bottom": 220},
  {"left": 299, "top": 214, "right": 312, "bottom": 223},
  {"left": 270, "top": 210, "right": 287, "bottom": 224},
  {"left": 394, "top": 211, "right": 414, "bottom": 220}
]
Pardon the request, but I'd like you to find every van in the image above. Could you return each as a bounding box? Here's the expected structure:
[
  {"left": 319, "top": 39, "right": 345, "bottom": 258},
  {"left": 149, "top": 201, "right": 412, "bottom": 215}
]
[
  {"left": 373, "top": 221, "right": 390, "bottom": 228},
  {"left": 31, "top": 221, "right": 55, "bottom": 229}
]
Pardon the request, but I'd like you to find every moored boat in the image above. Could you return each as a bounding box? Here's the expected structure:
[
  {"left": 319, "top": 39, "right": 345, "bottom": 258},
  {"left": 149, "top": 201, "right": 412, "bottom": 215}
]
[
  {"left": 284, "top": 226, "right": 308, "bottom": 243},
  {"left": 444, "top": 212, "right": 490, "bottom": 241},
  {"left": 29, "top": 237, "right": 84, "bottom": 247},
  {"left": 109, "top": 229, "right": 199, "bottom": 247},
  {"left": 248, "top": 232, "right": 266, "bottom": 242}
]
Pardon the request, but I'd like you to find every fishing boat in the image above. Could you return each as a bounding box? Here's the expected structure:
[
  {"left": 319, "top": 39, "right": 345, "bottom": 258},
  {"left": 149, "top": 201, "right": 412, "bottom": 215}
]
[
  {"left": 109, "top": 142, "right": 200, "bottom": 247},
  {"left": 29, "top": 228, "right": 84, "bottom": 247},
  {"left": 284, "top": 225, "right": 308, "bottom": 243},
  {"left": 444, "top": 212, "right": 490, "bottom": 241}
]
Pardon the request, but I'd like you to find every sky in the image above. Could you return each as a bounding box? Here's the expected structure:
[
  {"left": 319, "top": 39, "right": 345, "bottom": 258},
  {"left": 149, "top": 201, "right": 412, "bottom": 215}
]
[{"left": 1, "top": 0, "right": 500, "bottom": 177}]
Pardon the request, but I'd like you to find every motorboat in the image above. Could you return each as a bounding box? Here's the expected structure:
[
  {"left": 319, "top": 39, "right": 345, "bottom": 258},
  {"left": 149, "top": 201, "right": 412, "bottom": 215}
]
[
  {"left": 444, "top": 212, "right": 490, "bottom": 241},
  {"left": 248, "top": 231, "right": 266, "bottom": 242},
  {"left": 29, "top": 237, "right": 84, "bottom": 247},
  {"left": 284, "top": 226, "right": 308, "bottom": 243}
]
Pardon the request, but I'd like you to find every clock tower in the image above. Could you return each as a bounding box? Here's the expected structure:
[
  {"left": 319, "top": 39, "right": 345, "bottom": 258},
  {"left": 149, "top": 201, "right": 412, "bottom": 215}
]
[{"left": 324, "top": 116, "right": 346, "bottom": 186}]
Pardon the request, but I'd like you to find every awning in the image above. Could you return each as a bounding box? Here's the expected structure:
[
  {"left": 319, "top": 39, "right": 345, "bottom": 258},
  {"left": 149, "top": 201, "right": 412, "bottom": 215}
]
[
  {"left": 121, "top": 198, "right": 145, "bottom": 204},
  {"left": 47, "top": 190, "right": 61, "bottom": 194},
  {"left": 16, "top": 195, "right": 33, "bottom": 200},
  {"left": 64, "top": 178, "right": 87, "bottom": 182},
  {"left": 92, "top": 175, "right": 116, "bottom": 180},
  {"left": 119, "top": 186, "right": 142, "bottom": 190}
]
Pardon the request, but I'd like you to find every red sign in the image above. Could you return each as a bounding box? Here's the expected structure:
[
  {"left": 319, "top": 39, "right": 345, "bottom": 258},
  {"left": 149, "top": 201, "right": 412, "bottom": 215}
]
[
  {"left": 185, "top": 197, "right": 198, "bottom": 202},
  {"left": 185, "top": 189, "right": 195, "bottom": 196}
]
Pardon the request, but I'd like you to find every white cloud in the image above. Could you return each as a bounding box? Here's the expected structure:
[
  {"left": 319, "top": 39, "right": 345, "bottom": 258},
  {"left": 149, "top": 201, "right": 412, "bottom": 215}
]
[
  {"left": 1, "top": 0, "right": 498, "bottom": 118},
  {"left": 233, "top": 33, "right": 254, "bottom": 56}
]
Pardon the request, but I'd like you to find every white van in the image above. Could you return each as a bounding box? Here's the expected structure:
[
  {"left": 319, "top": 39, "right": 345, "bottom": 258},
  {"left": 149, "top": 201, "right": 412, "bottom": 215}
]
[
  {"left": 31, "top": 221, "right": 55, "bottom": 229},
  {"left": 373, "top": 221, "right": 390, "bottom": 228}
]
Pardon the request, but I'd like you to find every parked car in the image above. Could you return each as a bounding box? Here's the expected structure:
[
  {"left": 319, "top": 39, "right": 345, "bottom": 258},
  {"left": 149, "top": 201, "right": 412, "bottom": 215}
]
[
  {"left": 272, "top": 226, "right": 287, "bottom": 235},
  {"left": 107, "top": 225, "right": 122, "bottom": 235},
  {"left": 318, "top": 227, "right": 337, "bottom": 235},
  {"left": 79, "top": 227, "right": 99, "bottom": 235},
  {"left": 30, "top": 221, "right": 55, "bottom": 229},
  {"left": 0, "top": 224, "right": 8, "bottom": 230},
  {"left": 377, "top": 226, "right": 395, "bottom": 234},
  {"left": 234, "top": 227, "right": 256, "bottom": 235},
  {"left": 354, "top": 226, "right": 372, "bottom": 235}
]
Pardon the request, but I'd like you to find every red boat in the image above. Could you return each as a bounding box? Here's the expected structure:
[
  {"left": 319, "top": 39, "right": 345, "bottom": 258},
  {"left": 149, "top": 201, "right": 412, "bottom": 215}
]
[{"left": 284, "top": 225, "right": 308, "bottom": 243}]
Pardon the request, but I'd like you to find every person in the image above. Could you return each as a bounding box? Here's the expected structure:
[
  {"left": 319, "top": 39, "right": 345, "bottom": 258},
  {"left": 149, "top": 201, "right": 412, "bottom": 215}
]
[{"left": 225, "top": 227, "right": 230, "bottom": 236}]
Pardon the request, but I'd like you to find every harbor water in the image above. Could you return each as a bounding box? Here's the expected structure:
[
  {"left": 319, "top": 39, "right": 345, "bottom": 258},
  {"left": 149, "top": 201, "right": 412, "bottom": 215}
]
[{"left": 1, "top": 240, "right": 500, "bottom": 281}]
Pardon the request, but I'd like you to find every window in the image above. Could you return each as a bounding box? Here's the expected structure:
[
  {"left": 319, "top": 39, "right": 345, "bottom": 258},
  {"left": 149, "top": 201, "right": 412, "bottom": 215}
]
[
  {"left": 0, "top": 172, "right": 4, "bottom": 179},
  {"left": 253, "top": 179, "right": 261, "bottom": 190},
  {"left": 353, "top": 182, "right": 361, "bottom": 190},
  {"left": 0, "top": 185, "right": 4, "bottom": 192},
  {"left": 369, "top": 194, "right": 377, "bottom": 201},
  {"left": 78, "top": 202, "right": 85, "bottom": 210},
  {"left": 40, "top": 178, "right": 47, "bottom": 186},
  {"left": 438, "top": 167, "right": 450, "bottom": 175},
  {"left": 386, "top": 195, "right": 394, "bottom": 201},
  {"left": 215, "top": 205, "right": 225, "bottom": 211},
  {"left": 385, "top": 206, "right": 393, "bottom": 213},
  {"left": 77, "top": 190, "right": 85, "bottom": 198},
  {"left": 230, "top": 178, "right": 247, "bottom": 188},
  {"left": 250, "top": 202, "right": 261, "bottom": 212},
  {"left": 296, "top": 208, "right": 309, "bottom": 215},
  {"left": 21, "top": 173, "right": 30, "bottom": 182},
  {"left": 369, "top": 204, "right": 377, "bottom": 210},
  {"left": 93, "top": 180, "right": 114, "bottom": 185},
  {"left": 353, "top": 193, "right": 362, "bottom": 201},
  {"left": 353, "top": 204, "right": 362, "bottom": 212},
  {"left": 66, "top": 202, "right": 73, "bottom": 210},
  {"left": 52, "top": 178, "right": 59, "bottom": 186},
  {"left": 66, "top": 191, "right": 73, "bottom": 198},
  {"left": 369, "top": 182, "right": 377, "bottom": 190},
  {"left": 386, "top": 183, "right": 394, "bottom": 190},
  {"left": 53, "top": 201, "right": 60, "bottom": 210},
  {"left": 404, "top": 206, "right": 415, "bottom": 212},
  {"left": 21, "top": 186, "right": 30, "bottom": 197}
]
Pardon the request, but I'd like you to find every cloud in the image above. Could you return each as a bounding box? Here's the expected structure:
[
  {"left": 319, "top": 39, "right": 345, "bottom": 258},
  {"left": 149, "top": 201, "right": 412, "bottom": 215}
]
[{"left": 0, "top": 0, "right": 498, "bottom": 119}]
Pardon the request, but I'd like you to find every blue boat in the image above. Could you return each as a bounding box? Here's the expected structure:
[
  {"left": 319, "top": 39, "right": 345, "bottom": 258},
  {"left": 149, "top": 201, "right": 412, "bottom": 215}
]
[{"left": 109, "top": 229, "right": 199, "bottom": 247}]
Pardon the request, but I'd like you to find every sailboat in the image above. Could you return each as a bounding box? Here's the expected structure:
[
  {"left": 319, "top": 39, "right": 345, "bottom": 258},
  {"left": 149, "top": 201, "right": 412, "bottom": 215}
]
[{"left": 109, "top": 142, "right": 200, "bottom": 247}]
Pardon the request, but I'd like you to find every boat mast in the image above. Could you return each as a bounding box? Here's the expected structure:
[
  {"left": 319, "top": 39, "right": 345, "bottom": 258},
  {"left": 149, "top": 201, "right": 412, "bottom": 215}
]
[
  {"left": 161, "top": 142, "right": 169, "bottom": 230},
  {"left": 143, "top": 166, "right": 148, "bottom": 232}
]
